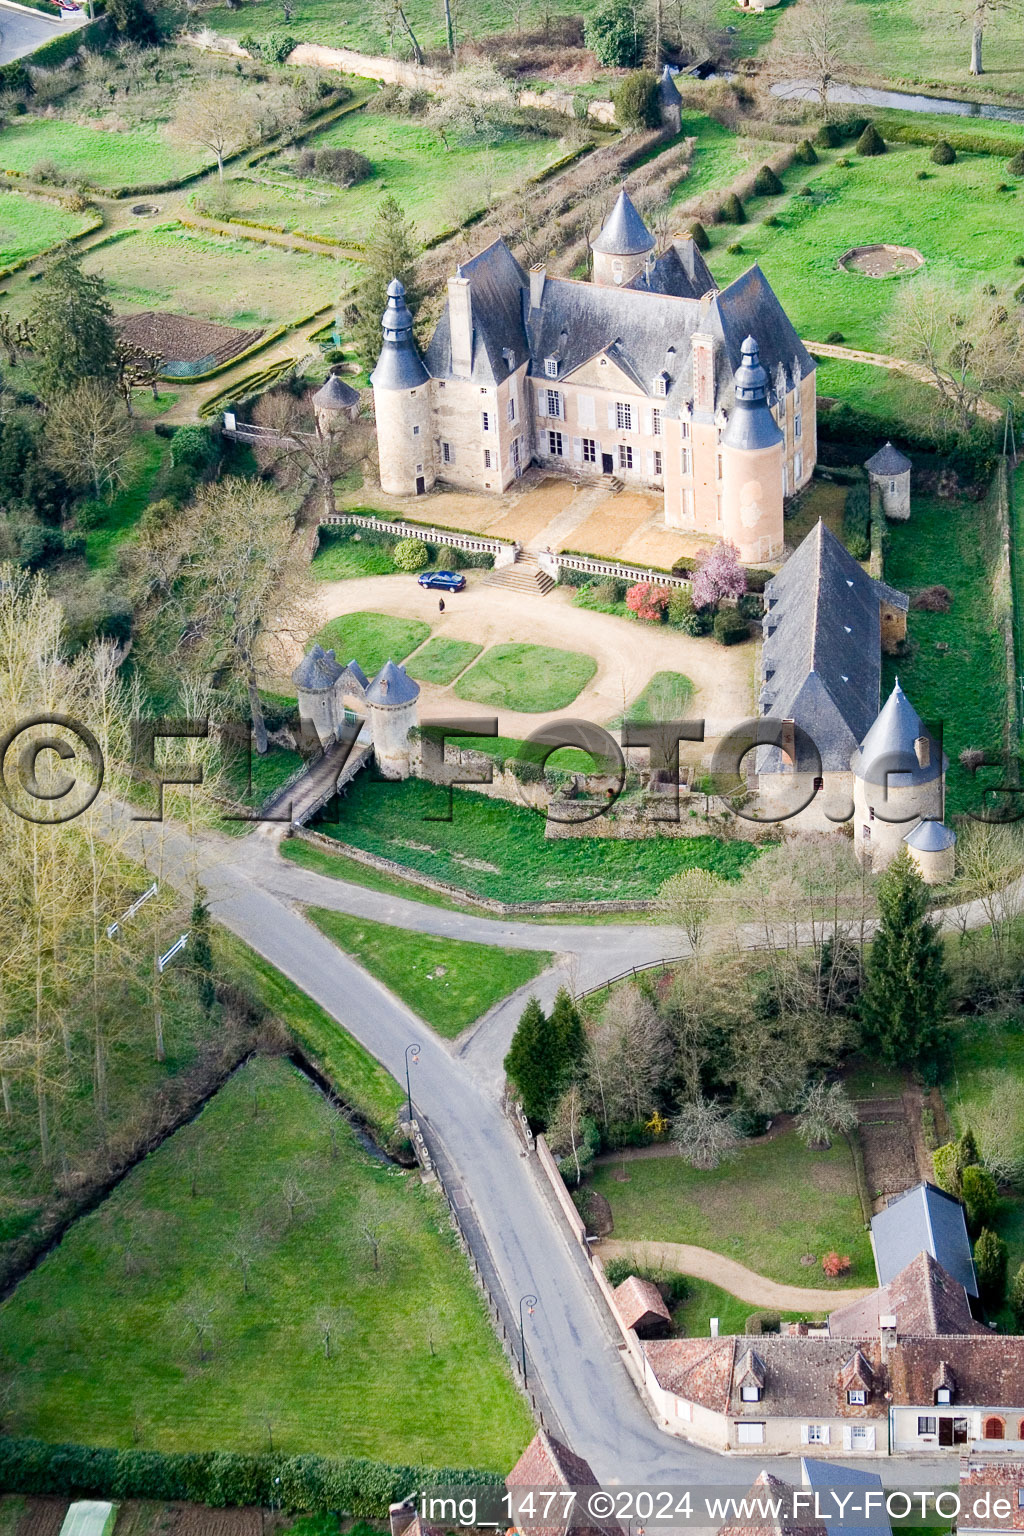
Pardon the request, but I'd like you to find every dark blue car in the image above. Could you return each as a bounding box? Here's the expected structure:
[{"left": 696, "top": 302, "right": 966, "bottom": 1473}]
[{"left": 417, "top": 569, "right": 466, "bottom": 591}]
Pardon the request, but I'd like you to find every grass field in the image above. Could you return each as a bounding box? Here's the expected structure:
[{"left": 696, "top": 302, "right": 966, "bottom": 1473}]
[
  {"left": 83, "top": 432, "right": 170, "bottom": 570},
  {"left": 704, "top": 142, "right": 1024, "bottom": 353},
  {"left": 230, "top": 113, "right": 566, "bottom": 244},
  {"left": 312, "top": 527, "right": 400, "bottom": 579},
  {"left": 454, "top": 643, "right": 597, "bottom": 712},
  {"left": 881, "top": 480, "right": 1008, "bottom": 814},
  {"left": 815, "top": 357, "right": 952, "bottom": 438},
  {"left": 77, "top": 225, "right": 346, "bottom": 328},
  {"left": 0, "top": 190, "right": 99, "bottom": 268},
  {"left": 669, "top": 116, "right": 763, "bottom": 209},
  {"left": 623, "top": 671, "right": 695, "bottom": 723},
  {"left": 315, "top": 610, "right": 430, "bottom": 673},
  {"left": 0, "top": 120, "right": 209, "bottom": 190},
  {"left": 590, "top": 1131, "right": 873, "bottom": 1288},
  {"left": 0, "top": 1056, "right": 532, "bottom": 1466},
  {"left": 405, "top": 637, "right": 483, "bottom": 684},
  {"left": 313, "top": 774, "right": 757, "bottom": 902},
  {"left": 847, "top": 0, "right": 1024, "bottom": 95},
  {"left": 308, "top": 907, "right": 551, "bottom": 1035}
]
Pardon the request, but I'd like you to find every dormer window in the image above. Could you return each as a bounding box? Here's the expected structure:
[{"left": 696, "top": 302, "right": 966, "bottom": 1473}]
[
  {"left": 847, "top": 1389, "right": 867, "bottom": 1405},
  {"left": 545, "top": 357, "right": 558, "bottom": 378},
  {"left": 936, "top": 1387, "right": 952, "bottom": 1405},
  {"left": 740, "top": 1385, "right": 762, "bottom": 1403},
  {"left": 654, "top": 372, "right": 669, "bottom": 397}
]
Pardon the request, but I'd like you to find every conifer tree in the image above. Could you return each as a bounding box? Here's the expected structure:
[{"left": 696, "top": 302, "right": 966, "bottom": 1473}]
[
  {"left": 504, "top": 996, "right": 552, "bottom": 1125},
  {"left": 861, "top": 847, "right": 947, "bottom": 1065},
  {"left": 29, "top": 249, "right": 117, "bottom": 403},
  {"left": 191, "top": 895, "right": 215, "bottom": 1011},
  {"left": 354, "top": 195, "right": 420, "bottom": 369},
  {"left": 974, "top": 1226, "right": 1008, "bottom": 1308},
  {"left": 549, "top": 986, "right": 586, "bottom": 1091}
]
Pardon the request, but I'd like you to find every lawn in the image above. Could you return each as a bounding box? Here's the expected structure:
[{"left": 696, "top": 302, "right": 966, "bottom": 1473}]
[
  {"left": 847, "top": 0, "right": 1024, "bottom": 96},
  {"left": 83, "top": 432, "right": 170, "bottom": 570},
  {"left": 78, "top": 225, "right": 346, "bottom": 328},
  {"left": 313, "top": 773, "right": 758, "bottom": 902},
  {"left": 216, "top": 930, "right": 403, "bottom": 1136},
  {"left": 815, "top": 357, "right": 952, "bottom": 439},
  {"left": 405, "top": 637, "right": 483, "bottom": 685},
  {"left": 0, "top": 1056, "right": 532, "bottom": 1467},
  {"left": 589, "top": 1130, "right": 874, "bottom": 1288},
  {"left": 704, "top": 142, "right": 1024, "bottom": 353},
  {"left": 624, "top": 671, "right": 695, "bottom": 723},
  {"left": 315, "top": 610, "right": 430, "bottom": 673},
  {"left": 454, "top": 643, "right": 597, "bottom": 712},
  {"left": 881, "top": 478, "right": 1008, "bottom": 814},
  {"left": 220, "top": 742, "right": 303, "bottom": 811},
  {"left": 671, "top": 1276, "right": 814, "bottom": 1336},
  {"left": 307, "top": 907, "right": 551, "bottom": 1036},
  {"left": 0, "top": 189, "right": 99, "bottom": 268},
  {"left": 227, "top": 113, "right": 567, "bottom": 244},
  {"left": 0, "top": 119, "right": 210, "bottom": 190},
  {"left": 312, "top": 526, "right": 400, "bottom": 579},
  {"left": 668, "top": 116, "right": 762, "bottom": 210}
]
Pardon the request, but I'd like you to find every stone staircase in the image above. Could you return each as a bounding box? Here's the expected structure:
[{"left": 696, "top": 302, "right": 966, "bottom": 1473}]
[
  {"left": 604, "top": 473, "right": 625, "bottom": 494},
  {"left": 483, "top": 552, "right": 556, "bottom": 596}
]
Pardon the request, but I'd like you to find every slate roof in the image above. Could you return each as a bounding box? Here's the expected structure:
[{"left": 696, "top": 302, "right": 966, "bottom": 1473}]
[
  {"left": 721, "top": 335, "right": 785, "bottom": 452},
  {"left": 421, "top": 238, "right": 813, "bottom": 416},
  {"left": 759, "top": 521, "right": 906, "bottom": 772},
  {"left": 592, "top": 188, "right": 656, "bottom": 256},
  {"left": 625, "top": 237, "right": 716, "bottom": 300},
  {"left": 889, "top": 1336, "right": 1024, "bottom": 1407},
  {"left": 371, "top": 279, "right": 429, "bottom": 391},
  {"left": 905, "top": 818, "right": 957, "bottom": 852},
  {"left": 801, "top": 1459, "right": 891, "bottom": 1536},
  {"left": 865, "top": 441, "right": 912, "bottom": 476},
  {"left": 612, "top": 1275, "right": 672, "bottom": 1329},
  {"left": 828, "top": 1252, "right": 986, "bottom": 1339},
  {"left": 364, "top": 659, "right": 420, "bottom": 706},
  {"left": 717, "top": 1471, "right": 828, "bottom": 1536},
  {"left": 313, "top": 372, "right": 360, "bottom": 411},
  {"left": 292, "top": 643, "right": 343, "bottom": 691},
  {"left": 343, "top": 659, "right": 369, "bottom": 691},
  {"left": 871, "top": 1183, "right": 977, "bottom": 1297},
  {"left": 658, "top": 64, "right": 683, "bottom": 106},
  {"left": 851, "top": 680, "right": 944, "bottom": 788},
  {"left": 506, "top": 1431, "right": 623, "bottom": 1536}
]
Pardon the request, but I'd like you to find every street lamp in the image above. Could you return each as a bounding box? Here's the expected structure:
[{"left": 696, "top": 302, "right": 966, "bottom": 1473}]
[
  {"left": 519, "top": 1293, "right": 538, "bottom": 1386},
  {"left": 404, "top": 1042, "right": 421, "bottom": 1124}
]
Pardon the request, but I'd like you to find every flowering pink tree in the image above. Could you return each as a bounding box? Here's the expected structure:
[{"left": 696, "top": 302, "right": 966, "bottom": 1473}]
[
  {"left": 625, "top": 581, "right": 672, "bottom": 622},
  {"left": 692, "top": 540, "right": 747, "bottom": 611}
]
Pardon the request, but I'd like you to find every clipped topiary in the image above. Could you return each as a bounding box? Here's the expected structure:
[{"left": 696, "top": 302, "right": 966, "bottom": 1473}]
[
  {"left": 825, "top": 330, "right": 845, "bottom": 343},
  {"left": 687, "top": 220, "right": 710, "bottom": 251},
  {"left": 856, "top": 123, "right": 886, "bottom": 156},
  {"left": 713, "top": 607, "right": 750, "bottom": 645},
  {"left": 393, "top": 536, "right": 429, "bottom": 571},
  {"left": 764, "top": 213, "right": 780, "bottom": 227},
  {"left": 1007, "top": 150, "right": 1024, "bottom": 176},
  {"left": 720, "top": 191, "right": 746, "bottom": 224},
  {"left": 752, "top": 163, "right": 784, "bottom": 196},
  {"left": 815, "top": 122, "right": 841, "bottom": 148},
  {"left": 795, "top": 138, "right": 818, "bottom": 164},
  {"left": 726, "top": 241, "right": 743, "bottom": 254},
  {"left": 931, "top": 138, "right": 956, "bottom": 164}
]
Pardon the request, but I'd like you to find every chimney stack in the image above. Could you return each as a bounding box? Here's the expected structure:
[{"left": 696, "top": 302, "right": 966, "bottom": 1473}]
[
  {"left": 915, "top": 734, "right": 930, "bottom": 768},
  {"left": 529, "top": 263, "right": 546, "bottom": 311},
  {"left": 448, "top": 272, "right": 473, "bottom": 379}
]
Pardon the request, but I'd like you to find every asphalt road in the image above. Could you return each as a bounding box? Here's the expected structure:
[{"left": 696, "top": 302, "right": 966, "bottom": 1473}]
[
  {"left": 122, "top": 815, "right": 956, "bottom": 1490},
  {"left": 0, "top": 0, "right": 87, "bottom": 64}
]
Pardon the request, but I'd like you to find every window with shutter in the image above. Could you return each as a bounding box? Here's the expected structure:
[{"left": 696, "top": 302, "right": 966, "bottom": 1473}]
[
  {"left": 616, "top": 401, "right": 633, "bottom": 431},
  {"left": 578, "top": 394, "right": 596, "bottom": 427},
  {"left": 572, "top": 436, "right": 582, "bottom": 463},
  {"left": 537, "top": 390, "right": 548, "bottom": 418},
  {"left": 607, "top": 402, "right": 617, "bottom": 429},
  {"left": 547, "top": 389, "right": 562, "bottom": 419},
  {"left": 735, "top": 1423, "right": 764, "bottom": 1445},
  {"left": 582, "top": 438, "right": 597, "bottom": 464},
  {"left": 652, "top": 408, "right": 663, "bottom": 436}
]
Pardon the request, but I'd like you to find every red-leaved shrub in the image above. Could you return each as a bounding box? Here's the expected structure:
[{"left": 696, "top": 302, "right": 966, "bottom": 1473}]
[
  {"left": 822, "top": 1251, "right": 851, "bottom": 1278},
  {"left": 625, "top": 581, "right": 672, "bottom": 622}
]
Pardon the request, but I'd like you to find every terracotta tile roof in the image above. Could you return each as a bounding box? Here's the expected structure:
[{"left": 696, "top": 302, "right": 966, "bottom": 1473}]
[
  {"left": 644, "top": 1338, "right": 737, "bottom": 1412},
  {"left": 717, "top": 1471, "right": 828, "bottom": 1536},
  {"left": 647, "top": 1337, "right": 889, "bottom": 1419},
  {"left": 612, "top": 1276, "right": 672, "bottom": 1330},
  {"left": 959, "top": 1451, "right": 1024, "bottom": 1530},
  {"left": 829, "top": 1252, "right": 986, "bottom": 1339},
  {"left": 890, "top": 1338, "right": 1024, "bottom": 1408},
  {"left": 506, "top": 1431, "right": 624, "bottom": 1536}
]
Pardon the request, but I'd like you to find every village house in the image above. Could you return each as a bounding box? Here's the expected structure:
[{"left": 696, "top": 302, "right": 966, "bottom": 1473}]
[
  {"left": 371, "top": 189, "right": 817, "bottom": 564},
  {"left": 957, "top": 1445, "right": 1024, "bottom": 1535}
]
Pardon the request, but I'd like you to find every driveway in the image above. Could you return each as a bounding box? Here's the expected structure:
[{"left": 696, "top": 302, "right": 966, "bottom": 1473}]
[
  {"left": 598, "top": 1239, "right": 872, "bottom": 1313},
  {"left": 294, "top": 570, "right": 756, "bottom": 742},
  {"left": 0, "top": 0, "right": 88, "bottom": 63}
]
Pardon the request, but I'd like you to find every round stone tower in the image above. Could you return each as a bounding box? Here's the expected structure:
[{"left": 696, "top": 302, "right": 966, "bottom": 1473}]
[
  {"left": 903, "top": 817, "right": 957, "bottom": 885},
  {"left": 365, "top": 659, "right": 420, "bottom": 780},
  {"left": 291, "top": 643, "right": 344, "bottom": 748},
  {"left": 370, "top": 279, "right": 434, "bottom": 498},
  {"left": 312, "top": 370, "right": 360, "bottom": 434},
  {"left": 719, "top": 335, "right": 784, "bottom": 564},
  {"left": 591, "top": 188, "right": 655, "bottom": 288},
  {"left": 865, "top": 441, "right": 912, "bottom": 521},
  {"left": 851, "top": 679, "right": 946, "bottom": 871}
]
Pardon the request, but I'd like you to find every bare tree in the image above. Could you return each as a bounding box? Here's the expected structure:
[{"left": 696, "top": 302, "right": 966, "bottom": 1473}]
[
  {"left": 795, "top": 1079, "right": 857, "bottom": 1149},
  {"left": 973, "top": 1074, "right": 1024, "bottom": 1184},
  {"left": 667, "top": 0, "right": 726, "bottom": 62},
  {"left": 951, "top": 821, "right": 1024, "bottom": 955},
  {"left": 313, "top": 1304, "right": 352, "bottom": 1358},
  {"left": 765, "top": 0, "right": 857, "bottom": 120},
  {"left": 280, "top": 1174, "right": 309, "bottom": 1223},
  {"left": 181, "top": 1297, "right": 216, "bottom": 1361},
  {"left": 43, "top": 379, "right": 133, "bottom": 500},
  {"left": 953, "top": 0, "right": 1024, "bottom": 74},
  {"left": 428, "top": 65, "right": 516, "bottom": 149},
  {"left": 229, "top": 1229, "right": 262, "bottom": 1294},
  {"left": 251, "top": 388, "right": 370, "bottom": 519},
  {"left": 655, "top": 867, "right": 724, "bottom": 955},
  {"left": 887, "top": 277, "right": 1024, "bottom": 434},
  {"left": 586, "top": 982, "right": 671, "bottom": 1128},
  {"left": 546, "top": 1081, "right": 589, "bottom": 1186},
  {"left": 170, "top": 81, "right": 259, "bottom": 180},
  {"left": 672, "top": 1095, "right": 739, "bottom": 1169},
  {"left": 115, "top": 336, "right": 162, "bottom": 415}
]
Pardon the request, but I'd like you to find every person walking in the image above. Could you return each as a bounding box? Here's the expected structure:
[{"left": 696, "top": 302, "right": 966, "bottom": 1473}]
[{"left": 438, "top": 597, "right": 445, "bottom": 615}]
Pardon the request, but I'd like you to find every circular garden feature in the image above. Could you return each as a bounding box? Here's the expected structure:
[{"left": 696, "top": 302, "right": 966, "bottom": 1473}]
[
  {"left": 838, "top": 243, "right": 925, "bottom": 278},
  {"left": 131, "top": 202, "right": 160, "bottom": 215}
]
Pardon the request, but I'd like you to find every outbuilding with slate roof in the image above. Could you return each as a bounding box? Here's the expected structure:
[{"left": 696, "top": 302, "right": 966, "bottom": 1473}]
[
  {"left": 865, "top": 441, "right": 912, "bottom": 520},
  {"left": 364, "top": 659, "right": 420, "bottom": 779},
  {"left": 312, "top": 369, "right": 360, "bottom": 432},
  {"left": 852, "top": 679, "right": 947, "bottom": 872},
  {"left": 903, "top": 815, "right": 957, "bottom": 884},
  {"left": 657, "top": 64, "right": 682, "bottom": 136}
]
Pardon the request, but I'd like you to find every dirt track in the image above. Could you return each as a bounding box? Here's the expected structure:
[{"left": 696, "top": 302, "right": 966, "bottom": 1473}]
[{"left": 598, "top": 1238, "right": 872, "bottom": 1312}]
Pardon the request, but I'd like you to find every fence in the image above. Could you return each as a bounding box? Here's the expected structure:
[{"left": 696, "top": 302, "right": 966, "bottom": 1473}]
[
  {"left": 318, "top": 511, "right": 515, "bottom": 560},
  {"left": 550, "top": 551, "right": 692, "bottom": 591},
  {"left": 574, "top": 956, "right": 683, "bottom": 1002}
]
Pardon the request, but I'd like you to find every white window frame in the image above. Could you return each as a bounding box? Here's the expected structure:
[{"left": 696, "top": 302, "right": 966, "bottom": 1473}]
[
  {"left": 507, "top": 396, "right": 516, "bottom": 423},
  {"left": 582, "top": 438, "right": 597, "bottom": 464},
  {"left": 616, "top": 400, "right": 633, "bottom": 431},
  {"left": 546, "top": 388, "right": 562, "bottom": 420},
  {"left": 936, "top": 1388, "right": 951, "bottom": 1405},
  {"left": 681, "top": 447, "right": 691, "bottom": 475},
  {"left": 740, "top": 1385, "right": 761, "bottom": 1403},
  {"left": 794, "top": 451, "right": 803, "bottom": 480},
  {"left": 795, "top": 412, "right": 802, "bottom": 438},
  {"left": 441, "top": 441, "right": 454, "bottom": 466},
  {"left": 802, "top": 1424, "right": 829, "bottom": 1445},
  {"left": 482, "top": 411, "right": 491, "bottom": 432},
  {"left": 918, "top": 1416, "right": 937, "bottom": 1435},
  {"left": 483, "top": 448, "right": 492, "bottom": 469},
  {"left": 548, "top": 429, "right": 564, "bottom": 458},
  {"left": 653, "top": 449, "right": 663, "bottom": 478},
  {"left": 654, "top": 374, "right": 668, "bottom": 397},
  {"left": 619, "top": 443, "right": 633, "bottom": 471},
  {"left": 652, "top": 408, "right": 663, "bottom": 437},
  {"left": 847, "top": 1389, "right": 867, "bottom": 1406},
  {"left": 544, "top": 357, "right": 558, "bottom": 378},
  {"left": 680, "top": 420, "right": 690, "bottom": 439}
]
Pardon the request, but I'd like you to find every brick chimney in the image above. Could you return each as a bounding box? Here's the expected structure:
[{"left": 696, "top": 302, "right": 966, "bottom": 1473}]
[
  {"left": 448, "top": 271, "right": 473, "bottom": 379},
  {"left": 529, "top": 263, "right": 546, "bottom": 310}
]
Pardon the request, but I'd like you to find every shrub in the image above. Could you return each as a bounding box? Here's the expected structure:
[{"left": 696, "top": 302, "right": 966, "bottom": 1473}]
[
  {"left": 393, "top": 537, "right": 429, "bottom": 571},
  {"left": 1007, "top": 150, "right": 1024, "bottom": 176},
  {"left": 713, "top": 608, "right": 749, "bottom": 646},
  {"left": 821, "top": 1251, "right": 851, "bottom": 1278},
  {"left": 585, "top": 1, "right": 647, "bottom": 67},
  {"left": 170, "top": 424, "right": 217, "bottom": 474},
  {"left": 856, "top": 123, "right": 885, "bottom": 156},
  {"left": 687, "top": 220, "right": 710, "bottom": 251},
  {"left": 161, "top": 463, "right": 199, "bottom": 507},
  {"left": 625, "top": 581, "right": 671, "bottom": 622},
  {"left": 842, "top": 117, "right": 870, "bottom": 139},
  {"left": 745, "top": 1309, "right": 781, "bottom": 1334},
  {"left": 836, "top": 156, "right": 851, "bottom": 168},
  {"left": 613, "top": 70, "right": 660, "bottom": 130},
  {"left": 434, "top": 543, "right": 463, "bottom": 569},
  {"left": 737, "top": 592, "right": 762, "bottom": 621},
  {"left": 592, "top": 576, "right": 625, "bottom": 604},
  {"left": 825, "top": 330, "right": 844, "bottom": 343},
  {"left": 974, "top": 1227, "right": 1008, "bottom": 1307},
  {"left": 296, "top": 147, "right": 372, "bottom": 186},
  {"left": 1011, "top": 1263, "right": 1024, "bottom": 1329},
  {"left": 795, "top": 139, "right": 818, "bottom": 164},
  {"left": 931, "top": 139, "right": 956, "bottom": 165},
  {"left": 752, "top": 164, "right": 783, "bottom": 196},
  {"left": 961, "top": 1164, "right": 999, "bottom": 1233},
  {"left": 667, "top": 588, "right": 713, "bottom": 635},
  {"left": 996, "top": 182, "right": 1011, "bottom": 192},
  {"left": 719, "top": 192, "right": 746, "bottom": 224},
  {"left": 842, "top": 481, "right": 870, "bottom": 560},
  {"left": 815, "top": 123, "right": 841, "bottom": 148},
  {"left": 798, "top": 184, "right": 814, "bottom": 197},
  {"left": 373, "top": 83, "right": 430, "bottom": 116},
  {"left": 726, "top": 241, "right": 743, "bottom": 254},
  {"left": 910, "top": 584, "right": 953, "bottom": 613},
  {"left": 1014, "top": 255, "right": 1024, "bottom": 267},
  {"left": 916, "top": 169, "right": 929, "bottom": 180}
]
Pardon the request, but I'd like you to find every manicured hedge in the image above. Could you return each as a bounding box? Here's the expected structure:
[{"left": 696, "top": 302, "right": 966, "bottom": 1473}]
[
  {"left": 0, "top": 1438, "right": 502, "bottom": 1514},
  {"left": 883, "top": 121, "right": 1024, "bottom": 157},
  {"left": 816, "top": 397, "right": 998, "bottom": 484}
]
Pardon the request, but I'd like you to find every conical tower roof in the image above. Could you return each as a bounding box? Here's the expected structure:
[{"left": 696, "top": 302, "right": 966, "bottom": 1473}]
[
  {"left": 313, "top": 371, "right": 360, "bottom": 412},
  {"left": 364, "top": 658, "right": 420, "bottom": 706},
  {"left": 720, "top": 335, "right": 784, "bottom": 452},
  {"left": 592, "top": 188, "right": 655, "bottom": 256},
  {"left": 852, "top": 678, "right": 943, "bottom": 785},
  {"left": 370, "top": 279, "right": 428, "bottom": 392},
  {"left": 904, "top": 818, "right": 956, "bottom": 853},
  {"left": 658, "top": 64, "right": 682, "bottom": 106}
]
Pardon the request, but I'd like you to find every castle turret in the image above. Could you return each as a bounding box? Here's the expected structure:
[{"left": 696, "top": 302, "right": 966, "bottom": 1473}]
[
  {"left": 865, "top": 441, "right": 912, "bottom": 521},
  {"left": 364, "top": 659, "right": 420, "bottom": 779},
  {"left": 312, "top": 369, "right": 360, "bottom": 434},
  {"left": 719, "top": 335, "right": 784, "bottom": 563},
  {"left": 851, "top": 679, "right": 946, "bottom": 871},
  {"left": 292, "top": 643, "right": 344, "bottom": 749},
  {"left": 903, "top": 817, "right": 956, "bottom": 885},
  {"left": 591, "top": 188, "right": 655, "bottom": 288},
  {"left": 657, "top": 65, "right": 682, "bottom": 136},
  {"left": 370, "top": 279, "right": 434, "bottom": 497}
]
